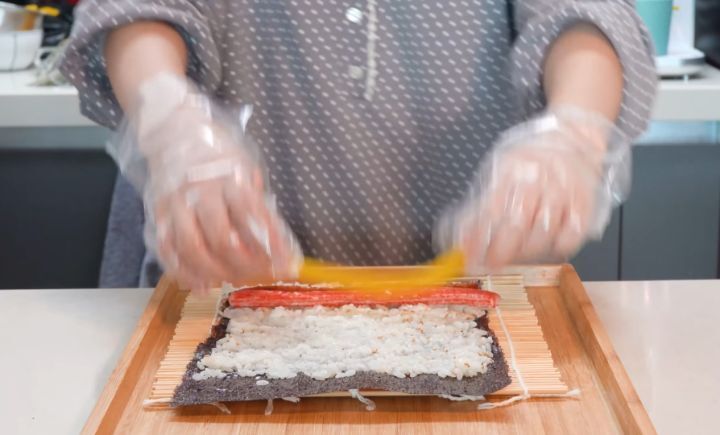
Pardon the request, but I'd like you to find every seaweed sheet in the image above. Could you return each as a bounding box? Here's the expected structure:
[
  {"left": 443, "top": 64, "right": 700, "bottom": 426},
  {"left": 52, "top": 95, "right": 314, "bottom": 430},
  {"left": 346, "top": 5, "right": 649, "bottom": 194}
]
[{"left": 172, "top": 312, "right": 511, "bottom": 406}]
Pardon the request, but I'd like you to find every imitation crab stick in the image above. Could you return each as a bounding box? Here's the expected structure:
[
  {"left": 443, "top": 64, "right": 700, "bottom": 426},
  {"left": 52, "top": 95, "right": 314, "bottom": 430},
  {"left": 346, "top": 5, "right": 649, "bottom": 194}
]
[{"left": 228, "top": 286, "right": 499, "bottom": 309}]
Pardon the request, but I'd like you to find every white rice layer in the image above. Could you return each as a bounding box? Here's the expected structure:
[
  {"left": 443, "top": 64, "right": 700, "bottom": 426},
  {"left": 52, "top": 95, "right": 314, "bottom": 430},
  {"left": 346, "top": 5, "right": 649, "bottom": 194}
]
[{"left": 194, "top": 304, "right": 494, "bottom": 381}]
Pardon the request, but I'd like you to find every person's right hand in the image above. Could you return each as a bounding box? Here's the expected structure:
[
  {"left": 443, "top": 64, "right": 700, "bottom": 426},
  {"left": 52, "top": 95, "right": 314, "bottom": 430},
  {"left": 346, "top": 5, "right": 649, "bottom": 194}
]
[{"left": 115, "top": 74, "right": 301, "bottom": 292}]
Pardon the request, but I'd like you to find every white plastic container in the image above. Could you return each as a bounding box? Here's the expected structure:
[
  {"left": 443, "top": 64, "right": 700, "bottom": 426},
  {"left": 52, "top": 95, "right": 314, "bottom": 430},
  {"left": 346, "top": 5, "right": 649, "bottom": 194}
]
[{"left": 0, "top": 29, "right": 43, "bottom": 71}]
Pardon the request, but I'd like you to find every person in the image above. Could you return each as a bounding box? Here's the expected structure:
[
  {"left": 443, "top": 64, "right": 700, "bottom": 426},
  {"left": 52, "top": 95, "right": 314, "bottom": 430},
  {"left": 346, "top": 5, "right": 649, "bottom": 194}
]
[{"left": 60, "top": 0, "right": 657, "bottom": 290}]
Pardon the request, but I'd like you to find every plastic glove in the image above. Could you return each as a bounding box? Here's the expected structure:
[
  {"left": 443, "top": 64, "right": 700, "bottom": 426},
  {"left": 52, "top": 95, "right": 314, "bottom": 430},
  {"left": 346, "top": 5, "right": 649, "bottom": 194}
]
[
  {"left": 434, "top": 106, "right": 631, "bottom": 272},
  {"left": 109, "top": 73, "right": 301, "bottom": 291}
]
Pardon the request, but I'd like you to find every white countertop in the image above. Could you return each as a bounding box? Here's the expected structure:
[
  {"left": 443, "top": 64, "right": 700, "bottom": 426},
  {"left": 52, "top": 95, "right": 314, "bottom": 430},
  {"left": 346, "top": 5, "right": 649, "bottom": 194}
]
[
  {"left": 588, "top": 280, "right": 720, "bottom": 435},
  {"left": 0, "top": 69, "right": 93, "bottom": 128},
  {"left": 653, "top": 65, "right": 720, "bottom": 121},
  {"left": 0, "top": 288, "right": 152, "bottom": 435},
  {"left": 2, "top": 65, "right": 720, "bottom": 128},
  {"left": 1, "top": 281, "right": 719, "bottom": 434}
]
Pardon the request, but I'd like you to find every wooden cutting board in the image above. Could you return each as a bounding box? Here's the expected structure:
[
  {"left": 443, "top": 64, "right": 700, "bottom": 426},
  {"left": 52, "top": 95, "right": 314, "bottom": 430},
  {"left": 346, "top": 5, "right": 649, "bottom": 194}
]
[{"left": 82, "top": 265, "right": 655, "bottom": 434}]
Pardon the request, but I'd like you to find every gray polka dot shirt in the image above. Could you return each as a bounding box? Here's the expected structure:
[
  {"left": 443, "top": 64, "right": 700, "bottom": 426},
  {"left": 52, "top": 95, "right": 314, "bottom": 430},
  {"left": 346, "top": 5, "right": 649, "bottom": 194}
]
[{"left": 61, "top": 0, "right": 656, "bottom": 282}]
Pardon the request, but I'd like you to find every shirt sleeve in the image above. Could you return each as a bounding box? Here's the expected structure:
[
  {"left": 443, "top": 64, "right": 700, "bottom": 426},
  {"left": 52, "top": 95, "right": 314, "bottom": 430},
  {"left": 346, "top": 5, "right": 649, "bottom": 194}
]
[
  {"left": 510, "top": 0, "right": 658, "bottom": 140},
  {"left": 59, "top": 0, "right": 222, "bottom": 129}
]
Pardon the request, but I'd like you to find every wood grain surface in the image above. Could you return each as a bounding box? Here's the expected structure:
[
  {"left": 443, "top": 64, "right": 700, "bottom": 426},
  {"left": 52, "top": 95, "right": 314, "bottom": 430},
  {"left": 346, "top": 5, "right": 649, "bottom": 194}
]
[{"left": 82, "top": 266, "right": 655, "bottom": 434}]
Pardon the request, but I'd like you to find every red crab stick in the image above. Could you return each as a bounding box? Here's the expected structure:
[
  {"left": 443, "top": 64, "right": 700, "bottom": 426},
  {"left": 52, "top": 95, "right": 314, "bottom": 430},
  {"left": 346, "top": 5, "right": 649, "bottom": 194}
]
[{"left": 227, "top": 286, "right": 500, "bottom": 309}]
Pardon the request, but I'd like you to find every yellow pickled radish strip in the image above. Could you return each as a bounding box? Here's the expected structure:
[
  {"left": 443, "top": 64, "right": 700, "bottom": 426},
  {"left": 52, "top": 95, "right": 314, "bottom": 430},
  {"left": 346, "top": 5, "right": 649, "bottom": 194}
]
[
  {"left": 297, "top": 249, "right": 466, "bottom": 293},
  {"left": 25, "top": 5, "right": 61, "bottom": 17}
]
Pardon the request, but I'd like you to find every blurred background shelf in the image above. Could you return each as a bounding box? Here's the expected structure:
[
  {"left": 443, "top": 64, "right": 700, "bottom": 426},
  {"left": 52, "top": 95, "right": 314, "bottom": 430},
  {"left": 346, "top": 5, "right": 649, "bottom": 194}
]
[{"left": 2, "top": 64, "right": 720, "bottom": 130}]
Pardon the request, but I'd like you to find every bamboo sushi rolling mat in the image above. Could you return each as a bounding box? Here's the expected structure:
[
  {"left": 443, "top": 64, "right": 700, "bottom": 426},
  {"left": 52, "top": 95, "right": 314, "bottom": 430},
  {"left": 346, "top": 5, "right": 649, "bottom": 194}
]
[{"left": 146, "top": 275, "right": 568, "bottom": 408}]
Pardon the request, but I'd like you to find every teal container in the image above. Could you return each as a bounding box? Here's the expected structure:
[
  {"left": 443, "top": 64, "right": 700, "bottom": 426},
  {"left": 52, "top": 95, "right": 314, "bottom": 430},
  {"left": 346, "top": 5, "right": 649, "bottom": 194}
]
[{"left": 636, "top": 0, "right": 674, "bottom": 56}]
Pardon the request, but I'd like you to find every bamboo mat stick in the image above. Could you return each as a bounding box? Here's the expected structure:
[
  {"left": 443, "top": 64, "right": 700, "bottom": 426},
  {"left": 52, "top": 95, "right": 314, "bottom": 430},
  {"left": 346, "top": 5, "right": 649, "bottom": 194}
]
[{"left": 146, "top": 276, "right": 567, "bottom": 408}]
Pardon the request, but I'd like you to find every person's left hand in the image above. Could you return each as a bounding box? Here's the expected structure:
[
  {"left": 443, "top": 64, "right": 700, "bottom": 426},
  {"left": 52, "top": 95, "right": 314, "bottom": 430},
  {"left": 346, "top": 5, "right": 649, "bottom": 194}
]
[{"left": 434, "top": 107, "right": 631, "bottom": 272}]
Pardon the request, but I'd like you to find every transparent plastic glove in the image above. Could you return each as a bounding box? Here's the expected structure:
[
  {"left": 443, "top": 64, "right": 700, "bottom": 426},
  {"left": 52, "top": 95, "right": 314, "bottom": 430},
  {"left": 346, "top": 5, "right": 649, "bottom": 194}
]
[
  {"left": 434, "top": 107, "right": 631, "bottom": 273},
  {"left": 109, "top": 73, "right": 302, "bottom": 291}
]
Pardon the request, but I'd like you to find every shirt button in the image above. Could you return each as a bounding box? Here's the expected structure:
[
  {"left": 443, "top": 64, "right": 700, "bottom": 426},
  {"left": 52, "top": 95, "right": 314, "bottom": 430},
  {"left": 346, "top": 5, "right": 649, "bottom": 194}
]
[
  {"left": 345, "top": 7, "right": 363, "bottom": 24},
  {"left": 348, "top": 65, "right": 364, "bottom": 79}
]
